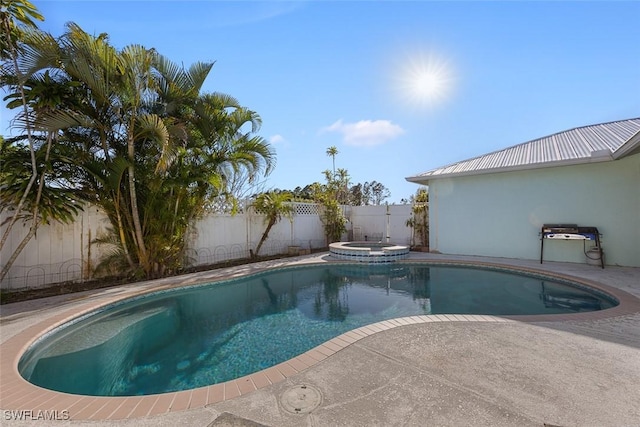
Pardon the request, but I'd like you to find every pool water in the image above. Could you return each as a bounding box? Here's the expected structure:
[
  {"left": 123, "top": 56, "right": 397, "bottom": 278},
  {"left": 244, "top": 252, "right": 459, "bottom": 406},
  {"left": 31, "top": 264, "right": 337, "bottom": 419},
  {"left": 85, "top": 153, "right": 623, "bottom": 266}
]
[{"left": 19, "top": 263, "right": 615, "bottom": 396}]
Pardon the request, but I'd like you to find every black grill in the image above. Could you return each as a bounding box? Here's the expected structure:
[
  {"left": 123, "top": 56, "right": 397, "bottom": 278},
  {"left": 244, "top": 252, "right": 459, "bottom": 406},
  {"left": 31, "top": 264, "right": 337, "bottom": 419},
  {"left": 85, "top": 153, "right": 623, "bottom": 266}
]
[
  {"left": 540, "top": 223, "right": 604, "bottom": 268},
  {"left": 542, "top": 224, "right": 579, "bottom": 234}
]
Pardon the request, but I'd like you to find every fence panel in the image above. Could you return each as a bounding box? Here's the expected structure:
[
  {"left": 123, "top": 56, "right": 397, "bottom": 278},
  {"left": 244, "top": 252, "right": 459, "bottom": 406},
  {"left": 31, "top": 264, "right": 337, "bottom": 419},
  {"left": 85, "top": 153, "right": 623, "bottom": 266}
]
[
  {"left": 349, "top": 204, "right": 412, "bottom": 245},
  {"left": 1, "top": 202, "right": 414, "bottom": 290},
  {"left": 0, "top": 206, "right": 110, "bottom": 290}
]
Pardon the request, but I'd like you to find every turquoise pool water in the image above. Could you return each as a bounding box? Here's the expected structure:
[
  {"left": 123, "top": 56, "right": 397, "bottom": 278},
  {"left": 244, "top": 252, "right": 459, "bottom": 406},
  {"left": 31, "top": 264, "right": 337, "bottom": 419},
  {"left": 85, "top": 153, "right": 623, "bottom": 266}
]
[{"left": 18, "top": 263, "right": 615, "bottom": 396}]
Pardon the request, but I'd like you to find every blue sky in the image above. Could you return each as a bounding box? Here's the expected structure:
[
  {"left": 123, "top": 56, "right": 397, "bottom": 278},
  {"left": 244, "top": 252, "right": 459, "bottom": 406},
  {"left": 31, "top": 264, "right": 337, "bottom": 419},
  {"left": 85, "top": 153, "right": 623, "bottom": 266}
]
[{"left": 2, "top": 1, "right": 639, "bottom": 202}]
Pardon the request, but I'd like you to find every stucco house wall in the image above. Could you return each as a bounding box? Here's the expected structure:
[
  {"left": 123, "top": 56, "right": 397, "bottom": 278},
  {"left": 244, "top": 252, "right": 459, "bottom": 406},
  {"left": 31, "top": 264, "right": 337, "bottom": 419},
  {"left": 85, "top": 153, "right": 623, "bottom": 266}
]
[{"left": 428, "top": 153, "right": 640, "bottom": 267}]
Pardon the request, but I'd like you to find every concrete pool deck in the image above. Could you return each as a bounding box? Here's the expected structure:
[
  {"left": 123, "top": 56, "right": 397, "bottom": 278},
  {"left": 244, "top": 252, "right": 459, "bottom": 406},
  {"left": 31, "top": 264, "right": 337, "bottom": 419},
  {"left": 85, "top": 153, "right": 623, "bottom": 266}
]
[{"left": 1, "top": 253, "right": 639, "bottom": 426}]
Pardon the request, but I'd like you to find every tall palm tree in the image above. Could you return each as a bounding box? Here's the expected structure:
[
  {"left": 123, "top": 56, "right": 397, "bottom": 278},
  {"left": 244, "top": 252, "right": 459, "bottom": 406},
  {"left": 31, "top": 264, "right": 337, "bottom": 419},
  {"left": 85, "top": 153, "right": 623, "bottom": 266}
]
[
  {"left": 40, "top": 25, "right": 164, "bottom": 276},
  {"left": 0, "top": 0, "right": 44, "bottom": 262},
  {"left": 2, "top": 20, "right": 276, "bottom": 279},
  {"left": 0, "top": 134, "right": 82, "bottom": 281},
  {"left": 0, "top": 9, "right": 87, "bottom": 282},
  {"left": 326, "top": 145, "right": 338, "bottom": 176}
]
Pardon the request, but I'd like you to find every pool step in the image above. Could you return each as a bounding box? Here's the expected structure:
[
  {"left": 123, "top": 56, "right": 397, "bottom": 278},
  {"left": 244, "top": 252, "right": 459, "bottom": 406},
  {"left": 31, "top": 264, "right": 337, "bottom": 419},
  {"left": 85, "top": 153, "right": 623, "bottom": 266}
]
[{"left": 30, "top": 306, "right": 174, "bottom": 357}]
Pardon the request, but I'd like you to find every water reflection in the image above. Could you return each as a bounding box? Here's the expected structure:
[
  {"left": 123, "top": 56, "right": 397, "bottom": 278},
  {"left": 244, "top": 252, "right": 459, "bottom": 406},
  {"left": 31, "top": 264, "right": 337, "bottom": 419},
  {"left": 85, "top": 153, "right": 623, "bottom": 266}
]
[
  {"left": 539, "top": 282, "right": 603, "bottom": 311},
  {"left": 20, "top": 264, "right": 615, "bottom": 396},
  {"left": 314, "top": 270, "right": 350, "bottom": 321}
]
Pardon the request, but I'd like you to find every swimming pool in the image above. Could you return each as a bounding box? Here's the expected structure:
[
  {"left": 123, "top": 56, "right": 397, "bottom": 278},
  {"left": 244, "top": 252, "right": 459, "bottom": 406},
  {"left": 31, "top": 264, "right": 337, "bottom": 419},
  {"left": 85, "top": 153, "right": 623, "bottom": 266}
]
[{"left": 18, "top": 263, "right": 616, "bottom": 397}]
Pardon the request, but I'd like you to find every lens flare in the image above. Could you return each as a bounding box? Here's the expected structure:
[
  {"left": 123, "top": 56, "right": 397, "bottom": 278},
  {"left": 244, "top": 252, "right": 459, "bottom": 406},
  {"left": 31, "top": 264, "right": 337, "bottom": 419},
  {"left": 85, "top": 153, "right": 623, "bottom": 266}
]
[{"left": 395, "top": 51, "right": 455, "bottom": 108}]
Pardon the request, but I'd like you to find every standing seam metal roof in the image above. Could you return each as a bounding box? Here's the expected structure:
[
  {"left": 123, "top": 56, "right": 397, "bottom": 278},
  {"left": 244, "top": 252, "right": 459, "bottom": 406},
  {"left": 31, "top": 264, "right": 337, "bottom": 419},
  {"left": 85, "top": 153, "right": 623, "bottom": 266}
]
[{"left": 406, "top": 118, "right": 640, "bottom": 182}]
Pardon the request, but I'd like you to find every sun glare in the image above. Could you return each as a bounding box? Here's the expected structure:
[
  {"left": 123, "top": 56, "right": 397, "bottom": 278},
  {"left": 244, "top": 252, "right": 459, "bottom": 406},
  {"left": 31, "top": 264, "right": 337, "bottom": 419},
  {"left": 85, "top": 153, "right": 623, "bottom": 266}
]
[
  {"left": 414, "top": 71, "right": 444, "bottom": 96},
  {"left": 396, "top": 52, "right": 454, "bottom": 108}
]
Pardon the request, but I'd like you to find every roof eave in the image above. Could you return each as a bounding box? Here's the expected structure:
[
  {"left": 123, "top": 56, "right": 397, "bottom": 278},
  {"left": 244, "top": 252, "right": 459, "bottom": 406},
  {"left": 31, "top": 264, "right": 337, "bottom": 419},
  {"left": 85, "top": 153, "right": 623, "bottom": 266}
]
[{"left": 405, "top": 155, "right": 616, "bottom": 185}]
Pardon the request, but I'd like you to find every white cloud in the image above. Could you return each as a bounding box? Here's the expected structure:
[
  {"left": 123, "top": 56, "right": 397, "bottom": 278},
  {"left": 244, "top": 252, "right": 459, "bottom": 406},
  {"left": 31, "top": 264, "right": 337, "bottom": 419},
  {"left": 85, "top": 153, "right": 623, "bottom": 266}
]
[
  {"left": 269, "top": 134, "right": 285, "bottom": 144},
  {"left": 323, "top": 119, "right": 405, "bottom": 147}
]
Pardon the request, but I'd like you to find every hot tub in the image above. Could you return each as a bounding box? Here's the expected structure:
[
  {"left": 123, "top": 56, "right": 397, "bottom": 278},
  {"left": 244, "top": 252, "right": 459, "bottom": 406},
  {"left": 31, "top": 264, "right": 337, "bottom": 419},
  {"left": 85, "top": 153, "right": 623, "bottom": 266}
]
[{"left": 329, "top": 241, "right": 410, "bottom": 263}]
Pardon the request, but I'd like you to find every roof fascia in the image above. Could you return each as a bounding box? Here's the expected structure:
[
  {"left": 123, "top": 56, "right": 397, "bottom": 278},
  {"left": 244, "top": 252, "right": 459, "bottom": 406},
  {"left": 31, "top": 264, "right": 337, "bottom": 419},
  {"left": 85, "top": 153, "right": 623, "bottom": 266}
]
[{"left": 405, "top": 155, "right": 616, "bottom": 185}]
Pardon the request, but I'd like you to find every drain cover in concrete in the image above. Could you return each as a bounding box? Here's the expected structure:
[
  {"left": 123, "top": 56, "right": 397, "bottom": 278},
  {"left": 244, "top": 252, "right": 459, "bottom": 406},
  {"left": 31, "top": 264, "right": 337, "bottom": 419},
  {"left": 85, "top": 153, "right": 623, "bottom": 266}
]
[{"left": 280, "top": 385, "right": 322, "bottom": 414}]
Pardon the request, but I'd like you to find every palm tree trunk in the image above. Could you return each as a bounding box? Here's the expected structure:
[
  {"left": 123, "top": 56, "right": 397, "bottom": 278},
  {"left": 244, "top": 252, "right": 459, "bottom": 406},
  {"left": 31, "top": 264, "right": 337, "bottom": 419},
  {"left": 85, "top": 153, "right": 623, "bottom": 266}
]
[
  {"left": 254, "top": 219, "right": 276, "bottom": 258},
  {"left": 114, "top": 192, "right": 136, "bottom": 270},
  {"left": 0, "top": 223, "right": 38, "bottom": 283},
  {"left": 0, "top": 16, "right": 38, "bottom": 255},
  {"left": 1, "top": 132, "right": 53, "bottom": 283},
  {"left": 30, "top": 133, "right": 54, "bottom": 230},
  {"left": 127, "top": 162, "right": 148, "bottom": 269},
  {"left": 124, "top": 114, "right": 148, "bottom": 271}
]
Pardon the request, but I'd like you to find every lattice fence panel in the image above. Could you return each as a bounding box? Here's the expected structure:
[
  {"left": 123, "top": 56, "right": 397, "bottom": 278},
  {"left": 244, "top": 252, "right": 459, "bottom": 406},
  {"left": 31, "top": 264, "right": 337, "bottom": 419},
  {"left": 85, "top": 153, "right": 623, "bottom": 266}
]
[{"left": 294, "top": 203, "right": 319, "bottom": 215}]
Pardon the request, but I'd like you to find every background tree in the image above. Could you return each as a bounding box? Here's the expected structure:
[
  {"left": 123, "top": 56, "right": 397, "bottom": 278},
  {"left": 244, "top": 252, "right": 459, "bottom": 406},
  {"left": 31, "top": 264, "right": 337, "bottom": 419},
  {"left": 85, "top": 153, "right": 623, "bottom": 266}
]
[
  {"left": 278, "top": 146, "right": 391, "bottom": 207},
  {"left": 349, "top": 182, "right": 364, "bottom": 205},
  {"left": 280, "top": 178, "right": 392, "bottom": 207},
  {"left": 348, "top": 180, "right": 390, "bottom": 205},
  {"left": 367, "top": 180, "right": 391, "bottom": 205},
  {"left": 290, "top": 184, "right": 316, "bottom": 201}
]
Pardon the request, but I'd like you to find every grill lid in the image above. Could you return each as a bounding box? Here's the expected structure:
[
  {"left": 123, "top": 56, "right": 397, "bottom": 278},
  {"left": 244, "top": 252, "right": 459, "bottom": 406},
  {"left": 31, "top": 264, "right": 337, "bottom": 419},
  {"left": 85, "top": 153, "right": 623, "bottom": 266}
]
[{"left": 542, "top": 224, "right": 579, "bottom": 234}]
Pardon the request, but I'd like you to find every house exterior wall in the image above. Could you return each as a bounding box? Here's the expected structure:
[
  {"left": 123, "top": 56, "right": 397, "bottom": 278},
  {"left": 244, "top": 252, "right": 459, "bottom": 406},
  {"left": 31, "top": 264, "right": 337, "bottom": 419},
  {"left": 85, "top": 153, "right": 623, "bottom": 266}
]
[{"left": 428, "top": 153, "right": 640, "bottom": 267}]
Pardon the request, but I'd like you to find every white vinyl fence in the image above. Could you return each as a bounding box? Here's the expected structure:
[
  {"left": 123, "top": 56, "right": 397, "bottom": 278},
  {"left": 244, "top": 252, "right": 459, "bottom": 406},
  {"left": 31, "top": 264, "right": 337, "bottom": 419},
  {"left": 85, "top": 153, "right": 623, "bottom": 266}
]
[{"left": 1, "top": 202, "right": 413, "bottom": 291}]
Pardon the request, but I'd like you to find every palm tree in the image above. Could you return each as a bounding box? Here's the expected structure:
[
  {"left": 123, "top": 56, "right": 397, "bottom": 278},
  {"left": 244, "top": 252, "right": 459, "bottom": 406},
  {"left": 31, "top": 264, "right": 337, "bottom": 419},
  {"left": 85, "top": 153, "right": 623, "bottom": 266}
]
[
  {"left": 405, "top": 187, "right": 429, "bottom": 248},
  {"left": 0, "top": 12, "right": 88, "bottom": 282},
  {"left": 2, "top": 21, "right": 275, "bottom": 279},
  {"left": 326, "top": 146, "right": 338, "bottom": 176},
  {"left": 334, "top": 167, "right": 351, "bottom": 205},
  {"left": 251, "top": 192, "right": 294, "bottom": 258},
  {"left": 35, "top": 24, "right": 165, "bottom": 277},
  {"left": 0, "top": 0, "right": 44, "bottom": 266},
  {"left": 0, "top": 134, "right": 82, "bottom": 281}
]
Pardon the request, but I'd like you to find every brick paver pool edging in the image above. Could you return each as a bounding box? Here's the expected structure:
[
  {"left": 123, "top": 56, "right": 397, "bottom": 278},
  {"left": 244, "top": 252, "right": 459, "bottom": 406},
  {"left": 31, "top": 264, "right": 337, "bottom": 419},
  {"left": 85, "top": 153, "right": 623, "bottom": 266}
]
[
  {"left": 1, "top": 257, "right": 639, "bottom": 421},
  {"left": 0, "top": 314, "right": 519, "bottom": 421}
]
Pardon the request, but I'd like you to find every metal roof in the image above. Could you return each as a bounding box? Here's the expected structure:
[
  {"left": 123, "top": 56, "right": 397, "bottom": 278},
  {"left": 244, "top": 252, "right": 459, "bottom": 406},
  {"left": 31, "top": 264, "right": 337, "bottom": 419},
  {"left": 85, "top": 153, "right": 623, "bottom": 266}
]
[{"left": 406, "top": 118, "right": 640, "bottom": 184}]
